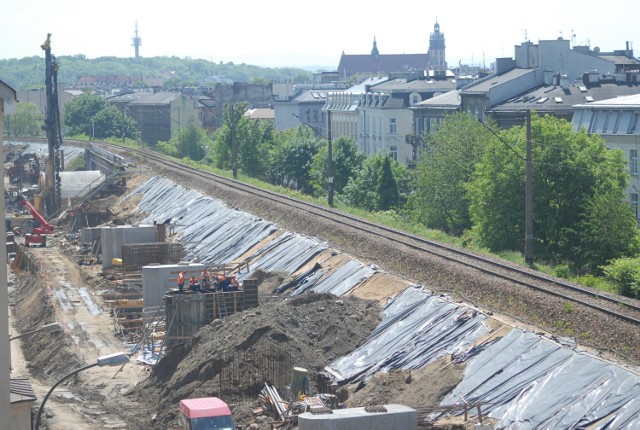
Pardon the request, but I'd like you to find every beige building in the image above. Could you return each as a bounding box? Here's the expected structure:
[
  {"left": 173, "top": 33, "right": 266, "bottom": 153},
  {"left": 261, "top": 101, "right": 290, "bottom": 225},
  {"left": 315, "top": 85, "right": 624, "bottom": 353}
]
[{"left": 572, "top": 93, "right": 640, "bottom": 218}]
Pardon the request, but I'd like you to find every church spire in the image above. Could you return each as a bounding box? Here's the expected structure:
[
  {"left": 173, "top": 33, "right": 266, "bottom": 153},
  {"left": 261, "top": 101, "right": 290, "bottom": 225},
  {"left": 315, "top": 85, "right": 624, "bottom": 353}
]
[{"left": 371, "top": 36, "right": 379, "bottom": 59}]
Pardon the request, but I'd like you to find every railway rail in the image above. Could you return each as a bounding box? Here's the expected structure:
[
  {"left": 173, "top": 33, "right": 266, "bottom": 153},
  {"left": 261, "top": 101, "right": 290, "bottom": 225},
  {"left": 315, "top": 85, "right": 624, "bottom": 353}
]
[{"left": 95, "top": 141, "right": 640, "bottom": 327}]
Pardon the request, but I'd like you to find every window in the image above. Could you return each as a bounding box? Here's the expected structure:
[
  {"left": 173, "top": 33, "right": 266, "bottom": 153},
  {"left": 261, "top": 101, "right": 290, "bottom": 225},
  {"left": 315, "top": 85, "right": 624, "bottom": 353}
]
[
  {"left": 390, "top": 118, "right": 397, "bottom": 133},
  {"left": 390, "top": 146, "right": 398, "bottom": 160},
  {"left": 630, "top": 112, "right": 640, "bottom": 134},
  {"left": 631, "top": 149, "right": 638, "bottom": 175},
  {"left": 617, "top": 111, "right": 632, "bottom": 134},
  {"left": 631, "top": 192, "right": 639, "bottom": 219},
  {"left": 607, "top": 112, "right": 619, "bottom": 134},
  {"left": 594, "top": 111, "right": 608, "bottom": 133}
]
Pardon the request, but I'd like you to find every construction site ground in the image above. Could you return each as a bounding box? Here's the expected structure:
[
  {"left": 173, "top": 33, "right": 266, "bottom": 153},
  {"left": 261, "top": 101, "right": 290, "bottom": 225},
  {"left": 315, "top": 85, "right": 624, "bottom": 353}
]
[{"left": 9, "top": 169, "right": 494, "bottom": 429}]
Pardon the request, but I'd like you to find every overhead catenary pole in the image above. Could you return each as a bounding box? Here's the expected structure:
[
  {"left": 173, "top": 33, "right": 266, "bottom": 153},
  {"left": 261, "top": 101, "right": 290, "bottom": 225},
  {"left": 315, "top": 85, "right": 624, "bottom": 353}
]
[
  {"left": 292, "top": 111, "right": 334, "bottom": 206},
  {"left": 327, "top": 110, "right": 334, "bottom": 206},
  {"left": 525, "top": 110, "right": 534, "bottom": 265}
]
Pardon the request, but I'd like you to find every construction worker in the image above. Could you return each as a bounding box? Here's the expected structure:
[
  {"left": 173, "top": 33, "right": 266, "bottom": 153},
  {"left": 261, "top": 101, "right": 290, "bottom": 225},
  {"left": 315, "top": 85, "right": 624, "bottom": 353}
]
[
  {"left": 215, "top": 274, "right": 228, "bottom": 292},
  {"left": 231, "top": 276, "right": 240, "bottom": 291},
  {"left": 201, "top": 269, "right": 211, "bottom": 288},
  {"left": 177, "top": 271, "right": 185, "bottom": 294},
  {"left": 189, "top": 276, "right": 200, "bottom": 292}
]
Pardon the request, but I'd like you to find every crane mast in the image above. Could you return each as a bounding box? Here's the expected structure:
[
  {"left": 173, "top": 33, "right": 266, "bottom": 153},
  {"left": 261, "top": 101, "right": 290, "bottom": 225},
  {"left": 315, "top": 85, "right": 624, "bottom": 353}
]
[{"left": 41, "top": 34, "right": 62, "bottom": 215}]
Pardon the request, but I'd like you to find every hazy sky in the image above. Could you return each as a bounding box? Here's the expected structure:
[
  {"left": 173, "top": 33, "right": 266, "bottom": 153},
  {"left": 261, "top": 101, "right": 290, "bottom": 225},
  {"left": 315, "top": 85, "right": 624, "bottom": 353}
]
[{"left": 1, "top": 0, "right": 637, "bottom": 70}]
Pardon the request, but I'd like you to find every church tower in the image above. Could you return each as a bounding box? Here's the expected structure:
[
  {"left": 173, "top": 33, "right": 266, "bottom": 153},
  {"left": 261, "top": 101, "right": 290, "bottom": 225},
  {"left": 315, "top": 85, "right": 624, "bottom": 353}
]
[
  {"left": 371, "top": 36, "right": 379, "bottom": 59},
  {"left": 428, "top": 20, "right": 446, "bottom": 74}
]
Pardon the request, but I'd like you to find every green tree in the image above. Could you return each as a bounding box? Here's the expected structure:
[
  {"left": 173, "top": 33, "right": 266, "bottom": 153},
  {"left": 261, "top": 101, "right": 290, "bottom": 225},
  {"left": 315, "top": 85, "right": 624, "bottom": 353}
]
[
  {"left": 213, "top": 102, "right": 248, "bottom": 177},
  {"left": 577, "top": 188, "right": 639, "bottom": 272},
  {"left": 63, "top": 94, "right": 107, "bottom": 136},
  {"left": 310, "top": 137, "right": 365, "bottom": 197},
  {"left": 62, "top": 94, "right": 139, "bottom": 140},
  {"left": 342, "top": 154, "right": 413, "bottom": 211},
  {"left": 158, "top": 124, "right": 212, "bottom": 161},
  {"left": 238, "top": 120, "right": 273, "bottom": 180},
  {"left": 377, "top": 156, "right": 399, "bottom": 210},
  {"left": 4, "top": 101, "right": 44, "bottom": 137},
  {"left": 413, "top": 112, "right": 491, "bottom": 235},
  {"left": 267, "top": 126, "right": 321, "bottom": 194},
  {"left": 467, "top": 113, "right": 635, "bottom": 268},
  {"left": 341, "top": 155, "right": 384, "bottom": 210}
]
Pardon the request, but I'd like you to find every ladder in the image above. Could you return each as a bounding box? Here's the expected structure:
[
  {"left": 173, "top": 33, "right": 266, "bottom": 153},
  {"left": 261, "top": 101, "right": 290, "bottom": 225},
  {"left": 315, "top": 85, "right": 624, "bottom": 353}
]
[{"left": 216, "top": 292, "right": 228, "bottom": 319}]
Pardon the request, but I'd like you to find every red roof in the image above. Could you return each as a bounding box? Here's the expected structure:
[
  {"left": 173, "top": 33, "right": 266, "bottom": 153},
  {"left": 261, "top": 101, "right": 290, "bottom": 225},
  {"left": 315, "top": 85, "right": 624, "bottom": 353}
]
[{"left": 179, "top": 397, "right": 231, "bottom": 419}]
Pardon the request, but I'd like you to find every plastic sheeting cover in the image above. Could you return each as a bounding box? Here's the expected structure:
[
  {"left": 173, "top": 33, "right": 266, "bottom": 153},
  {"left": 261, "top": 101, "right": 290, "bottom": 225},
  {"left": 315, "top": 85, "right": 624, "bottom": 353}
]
[
  {"left": 440, "top": 328, "right": 640, "bottom": 429},
  {"left": 291, "top": 259, "right": 376, "bottom": 297},
  {"left": 239, "top": 231, "right": 327, "bottom": 280},
  {"left": 327, "top": 286, "right": 488, "bottom": 384},
  {"left": 119, "top": 176, "right": 276, "bottom": 264}
]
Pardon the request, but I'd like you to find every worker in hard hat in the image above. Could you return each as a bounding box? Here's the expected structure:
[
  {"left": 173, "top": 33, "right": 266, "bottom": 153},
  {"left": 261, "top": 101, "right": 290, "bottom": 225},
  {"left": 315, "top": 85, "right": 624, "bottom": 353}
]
[
  {"left": 231, "top": 276, "right": 240, "bottom": 291},
  {"left": 177, "top": 271, "right": 185, "bottom": 294},
  {"left": 189, "top": 276, "right": 200, "bottom": 292},
  {"left": 201, "top": 269, "right": 211, "bottom": 288},
  {"left": 216, "top": 274, "right": 230, "bottom": 292}
]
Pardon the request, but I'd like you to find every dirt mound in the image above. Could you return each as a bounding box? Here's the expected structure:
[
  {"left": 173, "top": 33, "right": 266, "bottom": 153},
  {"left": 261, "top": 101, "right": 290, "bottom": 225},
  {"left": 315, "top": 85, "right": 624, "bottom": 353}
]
[
  {"left": 127, "top": 292, "right": 381, "bottom": 428},
  {"left": 346, "top": 358, "right": 464, "bottom": 409}
]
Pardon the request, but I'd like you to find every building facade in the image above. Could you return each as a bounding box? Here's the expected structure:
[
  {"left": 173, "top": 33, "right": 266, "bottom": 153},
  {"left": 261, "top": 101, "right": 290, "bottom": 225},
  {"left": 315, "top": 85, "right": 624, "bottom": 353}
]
[
  {"left": 124, "top": 92, "right": 197, "bottom": 145},
  {"left": 359, "top": 73, "right": 457, "bottom": 165},
  {"left": 572, "top": 94, "right": 640, "bottom": 218}
]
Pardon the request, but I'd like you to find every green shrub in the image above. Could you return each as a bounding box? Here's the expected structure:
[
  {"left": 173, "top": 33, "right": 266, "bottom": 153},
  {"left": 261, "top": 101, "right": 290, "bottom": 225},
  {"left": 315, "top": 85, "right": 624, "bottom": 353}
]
[
  {"left": 601, "top": 258, "right": 640, "bottom": 298},
  {"left": 555, "top": 264, "right": 571, "bottom": 279}
]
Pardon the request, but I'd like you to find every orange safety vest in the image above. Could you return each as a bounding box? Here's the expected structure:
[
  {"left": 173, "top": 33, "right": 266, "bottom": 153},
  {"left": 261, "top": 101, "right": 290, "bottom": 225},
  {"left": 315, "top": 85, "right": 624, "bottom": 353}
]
[{"left": 177, "top": 272, "right": 185, "bottom": 284}]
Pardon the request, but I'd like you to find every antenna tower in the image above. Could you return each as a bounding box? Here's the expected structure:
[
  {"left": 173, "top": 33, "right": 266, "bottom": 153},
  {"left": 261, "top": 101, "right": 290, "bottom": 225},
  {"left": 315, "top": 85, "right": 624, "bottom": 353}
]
[{"left": 132, "top": 22, "right": 142, "bottom": 59}]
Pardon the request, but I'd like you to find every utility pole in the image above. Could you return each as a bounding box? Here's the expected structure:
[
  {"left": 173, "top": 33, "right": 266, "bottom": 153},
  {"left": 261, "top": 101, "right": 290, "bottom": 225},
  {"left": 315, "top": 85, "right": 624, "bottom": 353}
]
[
  {"left": 327, "top": 110, "right": 334, "bottom": 206},
  {"left": 231, "top": 107, "right": 238, "bottom": 179},
  {"left": 525, "top": 110, "right": 534, "bottom": 265},
  {"left": 293, "top": 110, "right": 334, "bottom": 206}
]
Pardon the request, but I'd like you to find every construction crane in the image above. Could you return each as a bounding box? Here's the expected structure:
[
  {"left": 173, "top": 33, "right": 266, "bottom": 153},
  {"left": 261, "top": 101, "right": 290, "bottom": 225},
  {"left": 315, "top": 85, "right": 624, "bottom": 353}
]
[
  {"left": 15, "top": 195, "right": 55, "bottom": 247},
  {"left": 41, "top": 33, "right": 63, "bottom": 215}
]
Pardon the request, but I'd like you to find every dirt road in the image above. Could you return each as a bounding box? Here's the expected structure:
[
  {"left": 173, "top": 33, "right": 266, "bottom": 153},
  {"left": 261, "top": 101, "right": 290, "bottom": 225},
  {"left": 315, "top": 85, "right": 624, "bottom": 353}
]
[{"left": 9, "top": 239, "right": 147, "bottom": 429}]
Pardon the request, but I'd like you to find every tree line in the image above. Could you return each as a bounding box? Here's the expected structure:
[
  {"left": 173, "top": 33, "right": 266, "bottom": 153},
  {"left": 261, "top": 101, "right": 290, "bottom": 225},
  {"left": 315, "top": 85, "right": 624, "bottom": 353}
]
[
  {"left": 0, "top": 55, "right": 313, "bottom": 91},
  {"left": 7, "top": 95, "right": 640, "bottom": 298}
]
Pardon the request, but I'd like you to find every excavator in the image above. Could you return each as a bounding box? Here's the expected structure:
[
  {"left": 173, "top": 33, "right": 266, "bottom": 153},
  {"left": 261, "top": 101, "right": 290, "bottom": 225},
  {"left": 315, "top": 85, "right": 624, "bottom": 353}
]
[{"left": 14, "top": 195, "right": 55, "bottom": 247}]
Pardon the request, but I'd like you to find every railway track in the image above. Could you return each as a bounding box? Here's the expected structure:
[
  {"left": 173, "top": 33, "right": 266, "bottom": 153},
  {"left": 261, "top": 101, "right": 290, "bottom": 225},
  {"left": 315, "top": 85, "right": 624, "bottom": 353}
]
[{"left": 96, "top": 142, "right": 640, "bottom": 327}]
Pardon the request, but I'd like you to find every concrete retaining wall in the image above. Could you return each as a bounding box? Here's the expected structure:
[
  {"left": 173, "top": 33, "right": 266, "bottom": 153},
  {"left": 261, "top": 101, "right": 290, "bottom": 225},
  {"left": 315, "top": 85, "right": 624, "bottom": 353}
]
[{"left": 102, "top": 225, "right": 157, "bottom": 268}]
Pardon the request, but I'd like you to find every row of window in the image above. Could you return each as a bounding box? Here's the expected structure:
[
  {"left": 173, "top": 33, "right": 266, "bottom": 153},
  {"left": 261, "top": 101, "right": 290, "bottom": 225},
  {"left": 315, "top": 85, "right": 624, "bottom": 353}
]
[
  {"left": 362, "top": 117, "right": 398, "bottom": 134},
  {"left": 573, "top": 109, "right": 640, "bottom": 135}
]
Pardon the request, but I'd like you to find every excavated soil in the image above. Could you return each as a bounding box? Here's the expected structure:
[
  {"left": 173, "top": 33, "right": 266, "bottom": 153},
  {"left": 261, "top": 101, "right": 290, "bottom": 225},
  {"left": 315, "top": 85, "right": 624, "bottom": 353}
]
[{"left": 126, "top": 293, "right": 381, "bottom": 429}]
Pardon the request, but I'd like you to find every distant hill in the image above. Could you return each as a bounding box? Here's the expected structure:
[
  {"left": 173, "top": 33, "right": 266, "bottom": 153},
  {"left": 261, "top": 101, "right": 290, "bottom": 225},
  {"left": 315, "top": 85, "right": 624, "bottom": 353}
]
[{"left": 0, "top": 55, "right": 314, "bottom": 90}]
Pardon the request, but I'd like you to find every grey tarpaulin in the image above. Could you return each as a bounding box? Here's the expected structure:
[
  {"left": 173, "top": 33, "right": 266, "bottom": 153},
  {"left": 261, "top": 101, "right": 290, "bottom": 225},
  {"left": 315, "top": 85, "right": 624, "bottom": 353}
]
[
  {"left": 291, "top": 259, "right": 377, "bottom": 296},
  {"left": 439, "top": 328, "right": 640, "bottom": 429},
  {"left": 237, "top": 231, "right": 327, "bottom": 280},
  {"left": 120, "top": 177, "right": 329, "bottom": 273},
  {"left": 326, "top": 286, "right": 489, "bottom": 384},
  {"left": 119, "top": 176, "right": 276, "bottom": 263}
]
